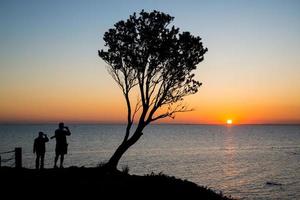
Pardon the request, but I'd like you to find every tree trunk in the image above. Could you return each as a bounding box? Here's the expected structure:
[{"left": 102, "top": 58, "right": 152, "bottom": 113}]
[{"left": 106, "top": 131, "right": 143, "bottom": 170}]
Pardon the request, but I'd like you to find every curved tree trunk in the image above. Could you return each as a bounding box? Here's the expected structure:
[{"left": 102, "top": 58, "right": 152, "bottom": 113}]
[{"left": 107, "top": 131, "right": 143, "bottom": 170}]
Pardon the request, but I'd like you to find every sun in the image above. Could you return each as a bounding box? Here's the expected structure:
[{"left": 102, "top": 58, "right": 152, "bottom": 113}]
[{"left": 226, "top": 119, "right": 233, "bottom": 125}]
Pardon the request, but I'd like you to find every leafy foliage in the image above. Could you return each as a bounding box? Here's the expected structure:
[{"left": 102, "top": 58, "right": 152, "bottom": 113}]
[{"left": 99, "top": 10, "right": 207, "bottom": 123}]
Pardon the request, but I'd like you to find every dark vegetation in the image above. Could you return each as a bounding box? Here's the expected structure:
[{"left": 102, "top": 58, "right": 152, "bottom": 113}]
[
  {"left": 99, "top": 10, "right": 207, "bottom": 170},
  {"left": 0, "top": 166, "right": 233, "bottom": 199}
]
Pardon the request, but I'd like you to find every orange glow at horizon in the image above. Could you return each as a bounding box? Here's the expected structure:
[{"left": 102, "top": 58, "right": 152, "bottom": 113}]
[
  {"left": 1, "top": 81, "right": 300, "bottom": 124},
  {"left": 1, "top": 84, "right": 300, "bottom": 124},
  {"left": 227, "top": 119, "right": 233, "bottom": 124}
]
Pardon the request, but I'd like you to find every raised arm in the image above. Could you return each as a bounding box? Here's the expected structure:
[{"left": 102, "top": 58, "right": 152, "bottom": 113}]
[
  {"left": 44, "top": 134, "right": 49, "bottom": 142},
  {"left": 65, "top": 127, "right": 71, "bottom": 136}
]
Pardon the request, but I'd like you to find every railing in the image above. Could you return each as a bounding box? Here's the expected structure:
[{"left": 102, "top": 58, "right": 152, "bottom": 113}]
[{"left": 0, "top": 147, "right": 22, "bottom": 168}]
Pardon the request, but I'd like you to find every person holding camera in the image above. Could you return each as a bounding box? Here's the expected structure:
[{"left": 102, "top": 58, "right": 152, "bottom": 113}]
[
  {"left": 33, "top": 131, "right": 49, "bottom": 169},
  {"left": 51, "top": 122, "right": 71, "bottom": 168}
]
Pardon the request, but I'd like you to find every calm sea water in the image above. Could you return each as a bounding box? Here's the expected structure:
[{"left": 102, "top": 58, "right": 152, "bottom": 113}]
[{"left": 0, "top": 124, "right": 299, "bottom": 199}]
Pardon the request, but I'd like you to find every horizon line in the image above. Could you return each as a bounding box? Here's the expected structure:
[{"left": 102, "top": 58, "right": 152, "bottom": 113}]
[{"left": 1, "top": 122, "right": 300, "bottom": 126}]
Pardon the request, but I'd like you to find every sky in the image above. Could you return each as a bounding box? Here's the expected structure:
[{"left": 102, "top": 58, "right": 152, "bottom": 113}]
[{"left": 0, "top": 0, "right": 300, "bottom": 124}]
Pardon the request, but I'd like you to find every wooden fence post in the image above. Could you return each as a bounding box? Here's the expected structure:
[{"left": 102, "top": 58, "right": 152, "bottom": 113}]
[{"left": 15, "top": 147, "right": 22, "bottom": 168}]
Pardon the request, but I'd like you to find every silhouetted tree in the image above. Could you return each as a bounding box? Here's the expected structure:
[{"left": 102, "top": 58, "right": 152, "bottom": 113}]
[{"left": 99, "top": 10, "right": 207, "bottom": 170}]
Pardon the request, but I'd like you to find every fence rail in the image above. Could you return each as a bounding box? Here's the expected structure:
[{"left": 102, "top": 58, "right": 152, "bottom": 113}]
[
  {"left": 0, "top": 147, "right": 22, "bottom": 168},
  {"left": 0, "top": 150, "right": 15, "bottom": 154}
]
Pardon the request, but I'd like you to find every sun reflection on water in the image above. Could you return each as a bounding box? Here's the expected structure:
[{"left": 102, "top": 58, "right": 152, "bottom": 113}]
[{"left": 222, "top": 127, "right": 240, "bottom": 189}]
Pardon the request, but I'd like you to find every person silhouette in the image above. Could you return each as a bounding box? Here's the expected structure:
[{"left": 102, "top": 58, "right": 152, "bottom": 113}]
[
  {"left": 33, "top": 131, "right": 49, "bottom": 169},
  {"left": 51, "top": 122, "right": 71, "bottom": 168}
]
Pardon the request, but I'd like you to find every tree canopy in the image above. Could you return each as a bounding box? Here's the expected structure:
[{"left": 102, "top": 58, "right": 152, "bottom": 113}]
[{"left": 99, "top": 10, "right": 207, "bottom": 123}]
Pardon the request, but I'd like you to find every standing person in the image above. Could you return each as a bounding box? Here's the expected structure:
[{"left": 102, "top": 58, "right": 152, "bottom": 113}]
[
  {"left": 51, "top": 122, "right": 71, "bottom": 168},
  {"left": 33, "top": 132, "right": 49, "bottom": 169}
]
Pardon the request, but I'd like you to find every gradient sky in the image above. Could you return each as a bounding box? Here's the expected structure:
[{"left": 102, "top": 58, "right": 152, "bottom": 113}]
[{"left": 1, "top": 0, "right": 300, "bottom": 124}]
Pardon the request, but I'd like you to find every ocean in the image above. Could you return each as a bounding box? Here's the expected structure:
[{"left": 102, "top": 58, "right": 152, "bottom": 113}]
[{"left": 0, "top": 124, "right": 299, "bottom": 199}]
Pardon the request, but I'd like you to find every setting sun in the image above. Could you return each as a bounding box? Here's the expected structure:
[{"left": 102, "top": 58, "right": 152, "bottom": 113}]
[{"left": 226, "top": 119, "right": 233, "bottom": 124}]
